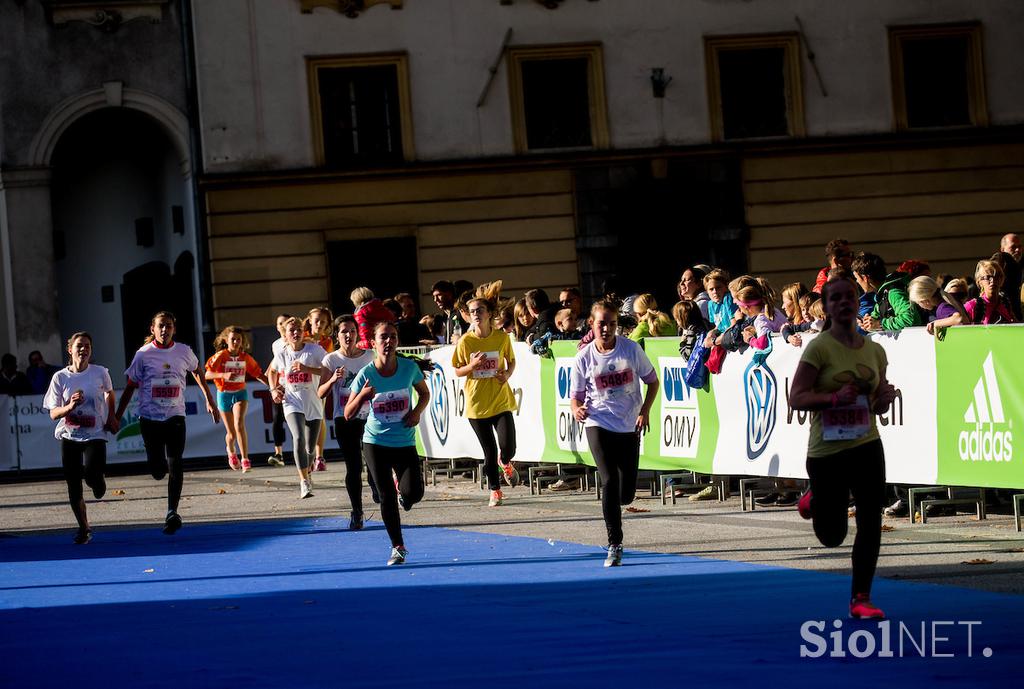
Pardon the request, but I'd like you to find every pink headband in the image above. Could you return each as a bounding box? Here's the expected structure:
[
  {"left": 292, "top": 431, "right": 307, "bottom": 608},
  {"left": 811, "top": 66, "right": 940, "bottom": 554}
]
[{"left": 736, "top": 299, "right": 763, "bottom": 308}]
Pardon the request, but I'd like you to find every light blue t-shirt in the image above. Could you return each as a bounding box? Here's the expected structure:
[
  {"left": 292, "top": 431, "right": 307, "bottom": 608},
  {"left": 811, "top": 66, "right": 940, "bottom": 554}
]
[{"left": 350, "top": 357, "right": 425, "bottom": 447}]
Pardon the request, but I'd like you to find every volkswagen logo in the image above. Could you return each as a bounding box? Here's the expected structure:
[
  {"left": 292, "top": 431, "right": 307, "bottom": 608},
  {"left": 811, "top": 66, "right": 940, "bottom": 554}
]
[
  {"left": 744, "top": 357, "right": 777, "bottom": 460},
  {"left": 427, "top": 364, "right": 449, "bottom": 445}
]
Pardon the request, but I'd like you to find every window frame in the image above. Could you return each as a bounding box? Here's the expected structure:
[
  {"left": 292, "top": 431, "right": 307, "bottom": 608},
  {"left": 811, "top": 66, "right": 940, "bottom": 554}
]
[
  {"left": 506, "top": 42, "right": 610, "bottom": 154},
  {"left": 888, "top": 22, "right": 988, "bottom": 131},
  {"left": 704, "top": 33, "right": 805, "bottom": 143},
  {"left": 306, "top": 52, "right": 415, "bottom": 167}
]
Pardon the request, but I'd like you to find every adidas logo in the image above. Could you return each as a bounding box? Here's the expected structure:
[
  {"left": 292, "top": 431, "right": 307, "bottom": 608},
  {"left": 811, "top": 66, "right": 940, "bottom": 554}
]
[{"left": 958, "top": 352, "right": 1013, "bottom": 462}]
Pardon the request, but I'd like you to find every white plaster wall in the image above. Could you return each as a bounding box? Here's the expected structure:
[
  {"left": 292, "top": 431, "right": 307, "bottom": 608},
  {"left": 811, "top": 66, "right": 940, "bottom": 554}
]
[{"left": 193, "top": 0, "right": 1024, "bottom": 173}]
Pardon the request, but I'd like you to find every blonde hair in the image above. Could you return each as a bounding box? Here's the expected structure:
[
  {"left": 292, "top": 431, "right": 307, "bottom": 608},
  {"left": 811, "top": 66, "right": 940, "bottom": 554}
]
[
  {"left": 974, "top": 260, "right": 1004, "bottom": 287},
  {"left": 944, "top": 278, "right": 968, "bottom": 294},
  {"left": 350, "top": 287, "right": 374, "bottom": 309},
  {"left": 555, "top": 307, "right": 576, "bottom": 329},
  {"left": 469, "top": 279, "right": 504, "bottom": 314},
  {"left": 703, "top": 269, "right": 731, "bottom": 289},
  {"left": 909, "top": 276, "right": 968, "bottom": 322},
  {"left": 672, "top": 300, "right": 699, "bottom": 330},
  {"left": 305, "top": 307, "right": 333, "bottom": 342},
  {"left": 781, "top": 282, "right": 809, "bottom": 324},
  {"left": 728, "top": 275, "right": 757, "bottom": 297},
  {"left": 808, "top": 298, "right": 825, "bottom": 322},
  {"left": 213, "top": 325, "right": 252, "bottom": 353},
  {"left": 633, "top": 294, "right": 673, "bottom": 335},
  {"left": 735, "top": 278, "right": 778, "bottom": 317}
]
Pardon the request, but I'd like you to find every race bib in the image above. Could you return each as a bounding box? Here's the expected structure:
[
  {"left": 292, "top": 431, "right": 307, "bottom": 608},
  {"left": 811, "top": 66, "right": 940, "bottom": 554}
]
[
  {"left": 372, "top": 390, "right": 411, "bottom": 424},
  {"left": 823, "top": 395, "right": 871, "bottom": 441},
  {"left": 224, "top": 360, "right": 246, "bottom": 384},
  {"left": 66, "top": 413, "right": 97, "bottom": 430},
  {"left": 472, "top": 351, "right": 500, "bottom": 379},
  {"left": 336, "top": 388, "right": 370, "bottom": 420},
  {"left": 594, "top": 366, "right": 634, "bottom": 398},
  {"left": 152, "top": 383, "right": 181, "bottom": 407},
  {"left": 286, "top": 371, "right": 313, "bottom": 385}
]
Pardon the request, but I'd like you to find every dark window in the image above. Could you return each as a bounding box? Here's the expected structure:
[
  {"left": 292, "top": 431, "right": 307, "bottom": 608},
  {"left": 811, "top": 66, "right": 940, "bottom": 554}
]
[
  {"left": 521, "top": 58, "right": 592, "bottom": 149},
  {"left": 718, "top": 48, "right": 789, "bottom": 139},
  {"left": 317, "top": 65, "right": 403, "bottom": 167},
  {"left": 901, "top": 35, "right": 971, "bottom": 127},
  {"left": 326, "top": 237, "right": 419, "bottom": 315}
]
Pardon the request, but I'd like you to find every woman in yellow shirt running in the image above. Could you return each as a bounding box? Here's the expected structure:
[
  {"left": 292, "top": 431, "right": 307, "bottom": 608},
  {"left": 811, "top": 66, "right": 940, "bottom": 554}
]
[{"left": 453, "top": 281, "right": 520, "bottom": 507}]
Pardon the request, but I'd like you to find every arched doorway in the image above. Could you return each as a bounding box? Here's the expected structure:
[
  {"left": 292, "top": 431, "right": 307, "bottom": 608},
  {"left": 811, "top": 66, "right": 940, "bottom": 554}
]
[{"left": 50, "top": 107, "right": 199, "bottom": 382}]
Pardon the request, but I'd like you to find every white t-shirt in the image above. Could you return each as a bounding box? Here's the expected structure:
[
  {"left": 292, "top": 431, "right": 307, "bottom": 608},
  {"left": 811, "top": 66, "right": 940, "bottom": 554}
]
[
  {"left": 571, "top": 337, "right": 656, "bottom": 434},
  {"left": 43, "top": 365, "right": 113, "bottom": 442},
  {"left": 322, "top": 349, "right": 374, "bottom": 421},
  {"left": 125, "top": 342, "right": 199, "bottom": 421},
  {"left": 271, "top": 343, "right": 327, "bottom": 419}
]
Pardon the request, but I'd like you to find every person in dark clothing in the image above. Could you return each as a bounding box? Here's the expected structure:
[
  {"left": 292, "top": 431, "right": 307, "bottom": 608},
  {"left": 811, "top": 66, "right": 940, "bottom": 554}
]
[
  {"left": 0, "top": 353, "right": 32, "bottom": 396},
  {"left": 523, "top": 288, "right": 560, "bottom": 344},
  {"left": 27, "top": 351, "right": 61, "bottom": 394}
]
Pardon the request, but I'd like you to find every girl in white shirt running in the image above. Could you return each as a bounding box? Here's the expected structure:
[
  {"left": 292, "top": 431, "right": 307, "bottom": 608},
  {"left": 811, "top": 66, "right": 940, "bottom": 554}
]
[
  {"left": 115, "top": 311, "right": 220, "bottom": 535},
  {"left": 43, "top": 331, "right": 118, "bottom": 544}
]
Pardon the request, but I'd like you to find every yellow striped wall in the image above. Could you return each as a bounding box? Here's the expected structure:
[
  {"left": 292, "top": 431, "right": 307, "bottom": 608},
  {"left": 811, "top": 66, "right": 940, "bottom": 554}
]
[
  {"left": 203, "top": 169, "right": 578, "bottom": 328},
  {"left": 744, "top": 142, "right": 1024, "bottom": 288}
]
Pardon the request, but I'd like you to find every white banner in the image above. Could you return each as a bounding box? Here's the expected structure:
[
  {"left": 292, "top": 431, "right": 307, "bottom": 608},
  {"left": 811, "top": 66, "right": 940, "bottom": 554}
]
[
  {"left": 417, "top": 343, "right": 546, "bottom": 461},
  {"left": 1, "top": 395, "right": 14, "bottom": 470}
]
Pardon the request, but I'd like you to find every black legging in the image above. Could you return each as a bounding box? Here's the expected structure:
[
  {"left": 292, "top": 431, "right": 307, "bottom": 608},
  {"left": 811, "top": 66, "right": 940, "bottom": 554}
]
[
  {"left": 806, "top": 439, "right": 886, "bottom": 597},
  {"left": 140, "top": 416, "right": 186, "bottom": 513},
  {"left": 62, "top": 439, "right": 107, "bottom": 505},
  {"left": 362, "top": 443, "right": 424, "bottom": 547},
  {"left": 586, "top": 426, "right": 640, "bottom": 546},
  {"left": 468, "top": 411, "right": 516, "bottom": 491},
  {"left": 334, "top": 416, "right": 379, "bottom": 513},
  {"left": 272, "top": 401, "right": 287, "bottom": 447}
]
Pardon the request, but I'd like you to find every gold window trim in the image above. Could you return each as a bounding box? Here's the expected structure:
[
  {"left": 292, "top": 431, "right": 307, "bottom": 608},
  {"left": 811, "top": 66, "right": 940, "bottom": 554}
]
[
  {"left": 306, "top": 52, "right": 416, "bottom": 166},
  {"left": 888, "top": 22, "right": 988, "bottom": 131},
  {"left": 507, "top": 42, "right": 610, "bottom": 153},
  {"left": 704, "top": 33, "right": 805, "bottom": 142}
]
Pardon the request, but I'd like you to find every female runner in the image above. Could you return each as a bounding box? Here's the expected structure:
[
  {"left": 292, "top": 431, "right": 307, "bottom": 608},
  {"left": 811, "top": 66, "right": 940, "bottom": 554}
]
[
  {"left": 789, "top": 276, "right": 898, "bottom": 619},
  {"left": 305, "top": 307, "right": 335, "bottom": 472},
  {"left": 115, "top": 311, "right": 220, "bottom": 534},
  {"left": 268, "top": 316, "right": 326, "bottom": 498},
  {"left": 43, "top": 332, "right": 118, "bottom": 544},
  {"left": 452, "top": 281, "right": 519, "bottom": 508},
  {"left": 346, "top": 322, "right": 430, "bottom": 566},
  {"left": 267, "top": 314, "right": 292, "bottom": 467},
  {"left": 205, "top": 326, "right": 268, "bottom": 473},
  {"left": 570, "top": 300, "right": 659, "bottom": 567},
  {"left": 319, "top": 315, "right": 378, "bottom": 529}
]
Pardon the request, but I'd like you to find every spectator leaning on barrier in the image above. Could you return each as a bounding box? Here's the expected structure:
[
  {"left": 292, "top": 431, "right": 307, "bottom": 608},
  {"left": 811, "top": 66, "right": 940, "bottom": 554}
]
[
  {"left": 0, "top": 353, "right": 32, "bottom": 396},
  {"left": 943, "top": 277, "right": 969, "bottom": 304},
  {"left": 813, "top": 238, "right": 853, "bottom": 293},
  {"left": 630, "top": 294, "right": 676, "bottom": 341},
  {"left": 352, "top": 287, "right": 395, "bottom": 350},
  {"left": 964, "top": 260, "right": 1016, "bottom": 325},
  {"left": 26, "top": 350, "right": 61, "bottom": 395},
  {"left": 524, "top": 289, "right": 560, "bottom": 344},
  {"left": 672, "top": 300, "right": 706, "bottom": 361},
  {"left": 860, "top": 262, "right": 922, "bottom": 332},
  {"left": 512, "top": 298, "right": 534, "bottom": 342},
  {"left": 908, "top": 276, "right": 968, "bottom": 336},
  {"left": 551, "top": 308, "right": 582, "bottom": 341},
  {"left": 678, "top": 266, "right": 711, "bottom": 322},
  {"left": 990, "top": 250, "right": 1022, "bottom": 321}
]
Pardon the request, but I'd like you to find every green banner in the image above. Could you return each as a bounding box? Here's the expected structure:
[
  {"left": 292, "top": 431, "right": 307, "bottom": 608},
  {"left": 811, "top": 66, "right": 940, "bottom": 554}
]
[{"left": 935, "top": 325, "right": 1023, "bottom": 489}]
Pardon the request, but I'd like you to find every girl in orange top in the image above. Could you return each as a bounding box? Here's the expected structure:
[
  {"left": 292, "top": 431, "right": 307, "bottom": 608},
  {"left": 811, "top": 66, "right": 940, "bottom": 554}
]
[
  {"left": 305, "top": 307, "right": 334, "bottom": 471},
  {"left": 205, "top": 326, "right": 268, "bottom": 472}
]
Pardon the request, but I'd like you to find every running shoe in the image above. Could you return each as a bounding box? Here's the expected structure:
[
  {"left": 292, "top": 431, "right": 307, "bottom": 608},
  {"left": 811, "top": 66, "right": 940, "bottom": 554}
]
[
  {"left": 387, "top": 545, "right": 407, "bottom": 566},
  {"left": 349, "top": 511, "right": 364, "bottom": 531},
  {"left": 228, "top": 454, "right": 241, "bottom": 471},
  {"left": 241, "top": 458, "right": 252, "bottom": 473},
  {"left": 797, "top": 490, "right": 813, "bottom": 520},
  {"left": 689, "top": 485, "right": 718, "bottom": 502},
  {"left": 300, "top": 479, "right": 313, "bottom": 499},
  {"left": 849, "top": 594, "right": 885, "bottom": 620},
  {"left": 267, "top": 453, "right": 286, "bottom": 467},
  {"left": 604, "top": 544, "right": 623, "bottom": 568},
  {"left": 163, "top": 511, "right": 182, "bottom": 535},
  {"left": 489, "top": 489, "right": 504, "bottom": 507},
  {"left": 884, "top": 498, "right": 908, "bottom": 517},
  {"left": 73, "top": 527, "right": 92, "bottom": 545},
  {"left": 499, "top": 460, "right": 520, "bottom": 488},
  {"left": 548, "top": 479, "right": 577, "bottom": 492},
  {"left": 313, "top": 456, "right": 327, "bottom": 472}
]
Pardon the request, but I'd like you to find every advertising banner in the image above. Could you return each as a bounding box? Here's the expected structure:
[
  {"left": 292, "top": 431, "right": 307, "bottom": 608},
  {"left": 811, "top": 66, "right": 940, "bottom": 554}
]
[{"left": 1, "top": 395, "right": 13, "bottom": 470}]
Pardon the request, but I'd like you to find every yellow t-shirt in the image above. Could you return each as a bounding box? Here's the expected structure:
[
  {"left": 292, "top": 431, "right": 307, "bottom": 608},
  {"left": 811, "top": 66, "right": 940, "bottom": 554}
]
[
  {"left": 799, "top": 330, "right": 888, "bottom": 458},
  {"left": 452, "top": 329, "right": 517, "bottom": 419}
]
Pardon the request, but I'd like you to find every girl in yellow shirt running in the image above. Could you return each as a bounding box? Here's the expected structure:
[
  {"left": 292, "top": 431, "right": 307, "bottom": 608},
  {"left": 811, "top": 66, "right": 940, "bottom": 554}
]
[{"left": 452, "top": 281, "right": 520, "bottom": 507}]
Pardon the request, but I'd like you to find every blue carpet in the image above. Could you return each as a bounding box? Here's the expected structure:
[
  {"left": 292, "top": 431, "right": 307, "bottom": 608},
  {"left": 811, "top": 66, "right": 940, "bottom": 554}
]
[{"left": 1, "top": 518, "right": 1020, "bottom": 688}]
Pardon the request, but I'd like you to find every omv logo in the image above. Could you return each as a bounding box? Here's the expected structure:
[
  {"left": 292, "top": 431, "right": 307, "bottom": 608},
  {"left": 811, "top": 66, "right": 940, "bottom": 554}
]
[
  {"left": 557, "top": 366, "right": 571, "bottom": 400},
  {"left": 427, "top": 364, "right": 449, "bottom": 445},
  {"left": 744, "top": 357, "right": 777, "bottom": 459},
  {"left": 663, "top": 366, "right": 694, "bottom": 404}
]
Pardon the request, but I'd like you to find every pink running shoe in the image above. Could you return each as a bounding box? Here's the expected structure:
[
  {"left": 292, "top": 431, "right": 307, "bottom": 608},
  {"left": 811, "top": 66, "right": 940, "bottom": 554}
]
[
  {"left": 228, "top": 454, "right": 241, "bottom": 471},
  {"left": 313, "top": 457, "right": 327, "bottom": 472},
  {"left": 241, "top": 458, "right": 252, "bottom": 473},
  {"left": 849, "top": 594, "right": 885, "bottom": 620},
  {"left": 798, "top": 490, "right": 813, "bottom": 520}
]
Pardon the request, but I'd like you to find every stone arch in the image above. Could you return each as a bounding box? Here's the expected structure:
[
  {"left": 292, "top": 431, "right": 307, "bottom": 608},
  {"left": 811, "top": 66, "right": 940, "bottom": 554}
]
[{"left": 28, "top": 85, "right": 191, "bottom": 176}]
